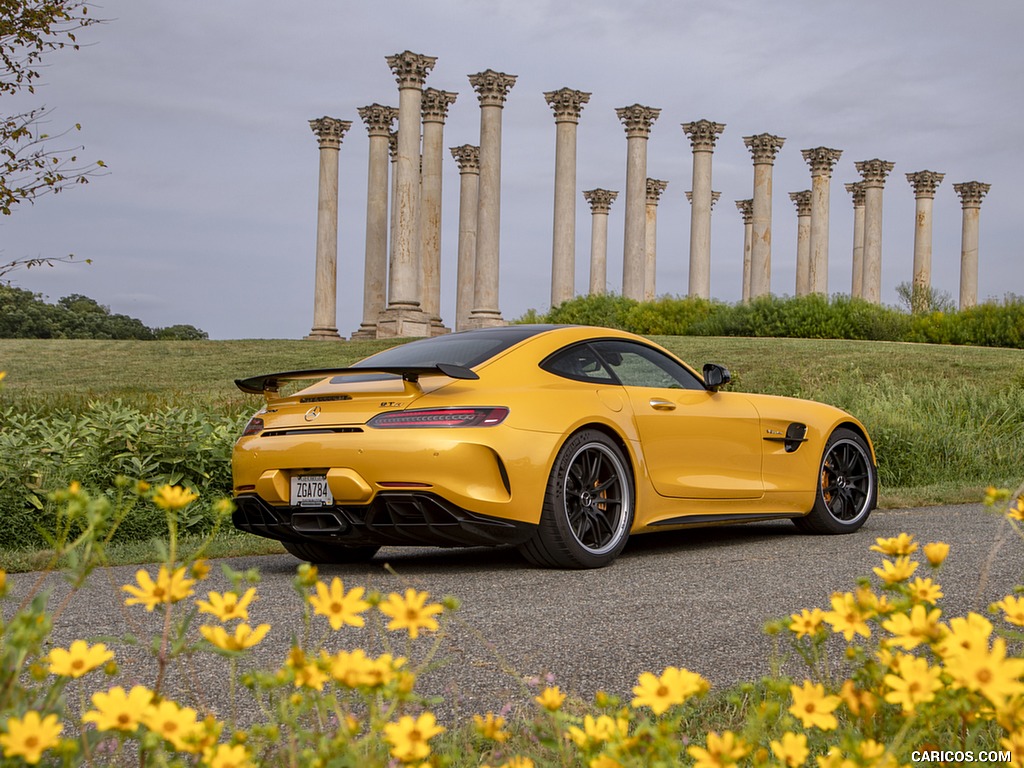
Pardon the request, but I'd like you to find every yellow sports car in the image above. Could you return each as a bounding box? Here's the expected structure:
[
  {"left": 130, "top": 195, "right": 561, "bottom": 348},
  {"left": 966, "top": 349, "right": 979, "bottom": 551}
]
[{"left": 232, "top": 325, "right": 877, "bottom": 568}]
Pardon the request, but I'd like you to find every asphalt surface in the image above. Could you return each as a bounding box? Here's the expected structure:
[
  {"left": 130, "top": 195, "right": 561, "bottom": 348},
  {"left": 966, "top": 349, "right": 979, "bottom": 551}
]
[{"left": 9, "top": 504, "right": 1024, "bottom": 724}]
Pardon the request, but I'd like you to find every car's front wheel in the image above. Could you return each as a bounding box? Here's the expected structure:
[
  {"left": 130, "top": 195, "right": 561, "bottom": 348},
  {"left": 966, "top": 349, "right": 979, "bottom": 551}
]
[
  {"left": 283, "top": 541, "right": 380, "bottom": 565},
  {"left": 794, "top": 427, "right": 876, "bottom": 534},
  {"left": 519, "top": 429, "right": 634, "bottom": 569}
]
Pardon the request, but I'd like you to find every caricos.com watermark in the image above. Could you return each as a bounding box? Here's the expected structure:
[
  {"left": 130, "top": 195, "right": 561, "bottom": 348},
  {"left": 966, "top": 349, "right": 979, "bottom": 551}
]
[{"left": 911, "top": 750, "right": 1012, "bottom": 764}]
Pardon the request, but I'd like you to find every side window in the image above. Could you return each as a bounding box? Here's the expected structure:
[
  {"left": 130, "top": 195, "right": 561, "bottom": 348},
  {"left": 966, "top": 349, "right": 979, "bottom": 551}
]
[
  {"left": 591, "top": 340, "right": 704, "bottom": 390},
  {"left": 541, "top": 343, "right": 616, "bottom": 383}
]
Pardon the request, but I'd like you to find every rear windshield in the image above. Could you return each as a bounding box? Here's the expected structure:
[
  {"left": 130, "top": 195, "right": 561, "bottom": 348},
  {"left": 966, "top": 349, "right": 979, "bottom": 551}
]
[{"left": 352, "top": 326, "right": 553, "bottom": 370}]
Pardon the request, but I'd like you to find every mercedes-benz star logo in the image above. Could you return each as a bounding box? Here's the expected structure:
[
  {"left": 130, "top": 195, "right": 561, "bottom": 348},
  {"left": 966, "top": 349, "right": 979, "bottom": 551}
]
[{"left": 304, "top": 406, "right": 322, "bottom": 422}]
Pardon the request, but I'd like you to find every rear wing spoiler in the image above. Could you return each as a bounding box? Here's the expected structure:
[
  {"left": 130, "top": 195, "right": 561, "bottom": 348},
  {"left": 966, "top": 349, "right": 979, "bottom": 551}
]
[{"left": 234, "top": 363, "right": 479, "bottom": 396}]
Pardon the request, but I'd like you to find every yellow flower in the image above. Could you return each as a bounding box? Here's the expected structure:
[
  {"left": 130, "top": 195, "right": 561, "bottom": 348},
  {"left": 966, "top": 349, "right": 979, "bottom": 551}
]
[
  {"left": 839, "top": 679, "right": 877, "bottom": 719},
  {"left": 190, "top": 559, "right": 212, "bottom": 580},
  {"left": 0, "top": 568, "right": 7, "bottom": 597},
  {"left": 0, "top": 371, "right": 5, "bottom": 382},
  {"left": 816, "top": 746, "right": 856, "bottom": 768},
  {"left": 473, "top": 712, "right": 510, "bottom": 743},
  {"left": 47, "top": 639, "right": 114, "bottom": 678},
  {"left": 82, "top": 685, "right": 154, "bottom": 732},
  {"left": 197, "top": 589, "right": 256, "bottom": 622},
  {"left": 287, "top": 651, "right": 328, "bottom": 691},
  {"left": 0, "top": 711, "right": 63, "bottom": 765},
  {"left": 938, "top": 612, "right": 994, "bottom": 660},
  {"left": 789, "top": 608, "right": 826, "bottom": 639},
  {"left": 378, "top": 588, "right": 443, "bottom": 639},
  {"left": 589, "top": 757, "right": 622, "bottom": 768},
  {"left": 823, "top": 592, "right": 872, "bottom": 641},
  {"left": 535, "top": 685, "right": 567, "bottom": 711},
  {"left": 152, "top": 484, "right": 199, "bottom": 510},
  {"left": 788, "top": 681, "right": 842, "bottom": 730},
  {"left": 203, "top": 743, "right": 254, "bottom": 768},
  {"left": 870, "top": 533, "right": 918, "bottom": 556},
  {"left": 922, "top": 541, "right": 950, "bottom": 567},
  {"left": 872, "top": 556, "right": 919, "bottom": 585},
  {"left": 567, "top": 714, "right": 629, "bottom": 749},
  {"left": 883, "top": 654, "right": 943, "bottom": 713},
  {"left": 631, "top": 666, "right": 708, "bottom": 714},
  {"left": 686, "top": 730, "right": 751, "bottom": 768},
  {"left": 200, "top": 623, "right": 270, "bottom": 652},
  {"left": 1009, "top": 498, "right": 1024, "bottom": 522},
  {"left": 881, "top": 604, "right": 943, "bottom": 650},
  {"left": 122, "top": 565, "right": 195, "bottom": 611},
  {"left": 382, "top": 713, "right": 445, "bottom": 763},
  {"left": 944, "top": 636, "right": 1024, "bottom": 709},
  {"left": 142, "top": 699, "right": 203, "bottom": 752},
  {"left": 308, "top": 577, "right": 370, "bottom": 630},
  {"left": 907, "top": 576, "right": 943, "bottom": 604},
  {"left": 770, "top": 731, "right": 809, "bottom": 767},
  {"left": 994, "top": 595, "right": 1024, "bottom": 627}
]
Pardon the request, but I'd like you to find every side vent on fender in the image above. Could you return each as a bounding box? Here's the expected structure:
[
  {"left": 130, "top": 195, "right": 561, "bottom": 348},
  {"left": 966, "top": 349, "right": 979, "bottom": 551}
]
[{"left": 764, "top": 422, "right": 808, "bottom": 453}]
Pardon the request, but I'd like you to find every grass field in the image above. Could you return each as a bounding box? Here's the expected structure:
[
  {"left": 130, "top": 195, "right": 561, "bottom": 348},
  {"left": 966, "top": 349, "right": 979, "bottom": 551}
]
[{"left": 1, "top": 335, "right": 1022, "bottom": 566}]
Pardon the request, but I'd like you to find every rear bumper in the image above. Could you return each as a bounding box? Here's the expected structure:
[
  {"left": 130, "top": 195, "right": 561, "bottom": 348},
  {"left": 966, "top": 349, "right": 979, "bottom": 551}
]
[{"left": 232, "top": 492, "right": 536, "bottom": 548}]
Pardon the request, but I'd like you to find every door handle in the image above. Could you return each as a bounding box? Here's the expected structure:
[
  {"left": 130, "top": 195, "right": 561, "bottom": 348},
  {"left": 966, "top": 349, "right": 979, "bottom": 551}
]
[{"left": 649, "top": 398, "right": 676, "bottom": 411}]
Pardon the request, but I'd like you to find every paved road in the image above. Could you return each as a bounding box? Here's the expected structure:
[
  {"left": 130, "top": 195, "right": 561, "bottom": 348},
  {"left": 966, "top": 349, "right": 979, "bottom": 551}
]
[{"left": 11, "top": 504, "right": 1024, "bottom": 722}]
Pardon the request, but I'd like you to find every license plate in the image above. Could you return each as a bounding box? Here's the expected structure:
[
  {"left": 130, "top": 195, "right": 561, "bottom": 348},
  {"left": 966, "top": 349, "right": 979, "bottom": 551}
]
[{"left": 290, "top": 475, "right": 333, "bottom": 507}]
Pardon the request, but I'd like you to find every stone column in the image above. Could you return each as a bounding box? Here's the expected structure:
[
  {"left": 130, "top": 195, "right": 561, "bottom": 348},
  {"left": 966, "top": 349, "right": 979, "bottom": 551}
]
[
  {"left": 790, "top": 190, "right": 812, "bottom": 296},
  {"left": 801, "top": 147, "right": 842, "bottom": 296},
  {"left": 906, "top": 170, "right": 945, "bottom": 313},
  {"left": 388, "top": 131, "right": 398, "bottom": 275},
  {"left": 378, "top": 50, "right": 436, "bottom": 339},
  {"left": 467, "top": 69, "right": 517, "bottom": 327},
  {"left": 845, "top": 182, "right": 866, "bottom": 298},
  {"left": 743, "top": 133, "right": 785, "bottom": 298},
  {"left": 953, "top": 181, "right": 991, "bottom": 310},
  {"left": 735, "top": 199, "right": 754, "bottom": 303},
  {"left": 855, "top": 159, "right": 895, "bottom": 304},
  {"left": 350, "top": 105, "right": 397, "bottom": 340},
  {"left": 644, "top": 179, "right": 669, "bottom": 301},
  {"left": 545, "top": 88, "right": 591, "bottom": 307},
  {"left": 616, "top": 104, "right": 661, "bottom": 300},
  {"left": 682, "top": 120, "right": 725, "bottom": 299},
  {"left": 420, "top": 88, "right": 458, "bottom": 334},
  {"left": 450, "top": 145, "right": 480, "bottom": 332},
  {"left": 306, "top": 117, "right": 350, "bottom": 340},
  {"left": 584, "top": 189, "right": 618, "bottom": 295}
]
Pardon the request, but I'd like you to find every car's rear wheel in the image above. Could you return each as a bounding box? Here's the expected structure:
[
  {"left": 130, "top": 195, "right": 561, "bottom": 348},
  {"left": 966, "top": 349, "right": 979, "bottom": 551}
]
[
  {"left": 282, "top": 541, "right": 380, "bottom": 564},
  {"left": 794, "top": 427, "right": 876, "bottom": 534},
  {"left": 519, "top": 429, "right": 634, "bottom": 569}
]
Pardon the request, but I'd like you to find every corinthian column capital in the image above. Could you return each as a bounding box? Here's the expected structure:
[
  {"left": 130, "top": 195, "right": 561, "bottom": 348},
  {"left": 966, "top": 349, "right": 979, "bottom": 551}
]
[
  {"left": 544, "top": 88, "right": 591, "bottom": 123},
  {"left": 735, "top": 199, "right": 753, "bottom": 224},
  {"left": 309, "top": 117, "right": 351, "bottom": 150},
  {"left": 386, "top": 50, "right": 437, "bottom": 89},
  {"left": 802, "top": 147, "right": 843, "bottom": 177},
  {"left": 422, "top": 88, "right": 458, "bottom": 123},
  {"left": 681, "top": 119, "right": 725, "bottom": 151},
  {"left": 743, "top": 133, "right": 785, "bottom": 164},
  {"left": 450, "top": 144, "right": 480, "bottom": 174},
  {"left": 789, "top": 190, "right": 813, "bottom": 216},
  {"left": 584, "top": 188, "right": 618, "bottom": 214},
  {"left": 469, "top": 70, "right": 518, "bottom": 107},
  {"left": 953, "top": 181, "right": 991, "bottom": 208},
  {"left": 845, "top": 181, "right": 866, "bottom": 206},
  {"left": 616, "top": 104, "right": 661, "bottom": 138},
  {"left": 855, "top": 159, "right": 895, "bottom": 188},
  {"left": 906, "top": 170, "right": 945, "bottom": 199},
  {"left": 646, "top": 178, "right": 669, "bottom": 205},
  {"left": 357, "top": 104, "right": 397, "bottom": 137}
]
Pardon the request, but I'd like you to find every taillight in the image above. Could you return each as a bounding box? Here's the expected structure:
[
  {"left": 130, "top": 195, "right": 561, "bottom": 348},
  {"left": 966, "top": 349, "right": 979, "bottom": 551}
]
[
  {"left": 241, "top": 416, "right": 264, "bottom": 436},
  {"left": 366, "top": 407, "right": 509, "bottom": 429}
]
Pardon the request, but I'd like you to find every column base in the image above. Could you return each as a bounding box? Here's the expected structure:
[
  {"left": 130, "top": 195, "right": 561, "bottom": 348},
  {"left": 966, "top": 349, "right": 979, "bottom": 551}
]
[
  {"left": 305, "top": 327, "right": 344, "bottom": 341},
  {"left": 430, "top": 316, "right": 451, "bottom": 337},
  {"left": 465, "top": 309, "right": 506, "bottom": 329},
  {"left": 349, "top": 322, "right": 378, "bottom": 340},
  {"left": 375, "top": 306, "right": 433, "bottom": 339}
]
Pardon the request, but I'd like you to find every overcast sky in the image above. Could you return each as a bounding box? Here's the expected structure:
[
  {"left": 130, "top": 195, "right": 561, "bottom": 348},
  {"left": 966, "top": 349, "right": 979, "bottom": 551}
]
[{"left": 4, "top": 0, "right": 1021, "bottom": 339}]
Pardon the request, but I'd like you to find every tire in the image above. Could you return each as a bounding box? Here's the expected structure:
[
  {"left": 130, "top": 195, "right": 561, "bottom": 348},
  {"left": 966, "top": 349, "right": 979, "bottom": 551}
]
[
  {"left": 519, "top": 429, "right": 634, "bottom": 569},
  {"left": 794, "top": 427, "right": 876, "bottom": 534},
  {"left": 282, "top": 540, "right": 380, "bottom": 565}
]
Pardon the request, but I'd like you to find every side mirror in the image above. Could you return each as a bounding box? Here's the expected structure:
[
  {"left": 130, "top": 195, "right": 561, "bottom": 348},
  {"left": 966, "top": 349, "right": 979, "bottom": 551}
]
[{"left": 702, "top": 363, "right": 731, "bottom": 392}]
